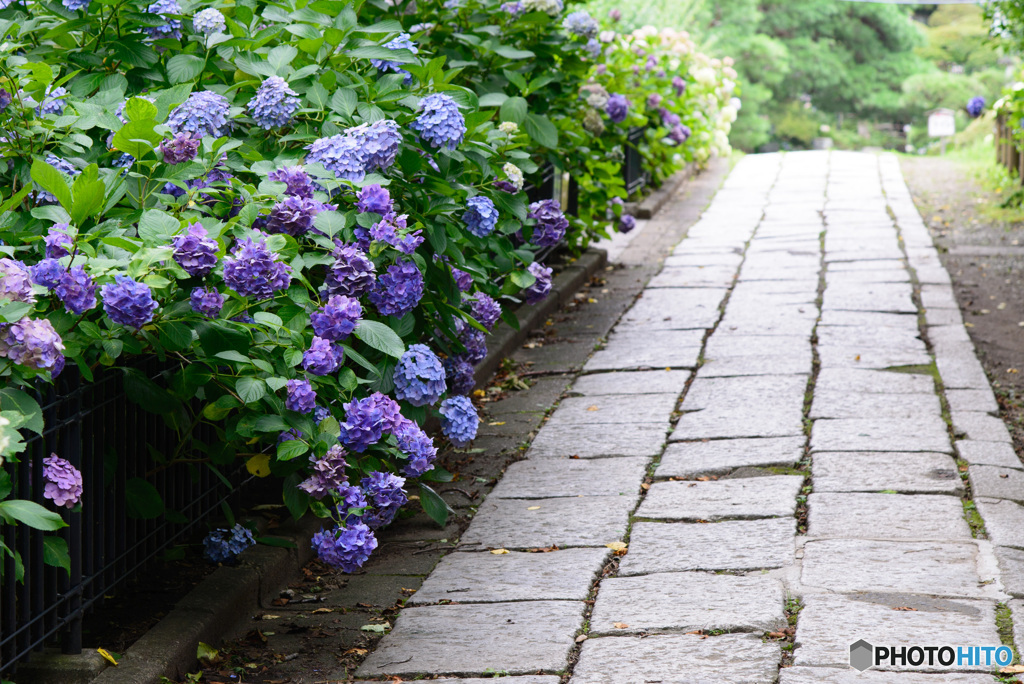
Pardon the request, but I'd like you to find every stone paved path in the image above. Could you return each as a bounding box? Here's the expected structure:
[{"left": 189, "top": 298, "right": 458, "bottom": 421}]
[{"left": 355, "top": 151, "right": 1024, "bottom": 682}]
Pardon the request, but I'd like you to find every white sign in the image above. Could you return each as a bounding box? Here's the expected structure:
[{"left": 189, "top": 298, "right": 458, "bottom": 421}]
[{"left": 928, "top": 109, "right": 956, "bottom": 138}]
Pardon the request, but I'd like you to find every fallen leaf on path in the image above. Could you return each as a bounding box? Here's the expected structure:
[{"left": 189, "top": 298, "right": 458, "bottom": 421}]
[
  {"left": 360, "top": 623, "right": 389, "bottom": 633},
  {"left": 587, "top": 405, "right": 600, "bottom": 411},
  {"left": 261, "top": 614, "right": 281, "bottom": 620},
  {"left": 1000, "top": 665, "right": 1024, "bottom": 674},
  {"left": 272, "top": 598, "right": 289, "bottom": 606},
  {"left": 490, "top": 548, "right": 510, "bottom": 554},
  {"left": 606, "top": 541, "right": 627, "bottom": 553},
  {"left": 613, "top": 623, "right": 629, "bottom": 629},
  {"left": 527, "top": 505, "right": 541, "bottom": 510},
  {"left": 576, "top": 634, "right": 588, "bottom": 643},
  {"left": 312, "top": 608, "right": 333, "bottom": 614},
  {"left": 97, "top": 648, "right": 119, "bottom": 666},
  {"left": 488, "top": 421, "right": 506, "bottom": 426},
  {"left": 892, "top": 606, "right": 918, "bottom": 611}
]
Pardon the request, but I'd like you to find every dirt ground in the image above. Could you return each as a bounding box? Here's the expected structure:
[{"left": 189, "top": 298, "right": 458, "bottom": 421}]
[{"left": 900, "top": 153, "right": 1024, "bottom": 445}]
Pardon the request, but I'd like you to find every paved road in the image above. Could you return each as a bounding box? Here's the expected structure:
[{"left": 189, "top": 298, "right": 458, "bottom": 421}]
[{"left": 354, "top": 151, "right": 1024, "bottom": 683}]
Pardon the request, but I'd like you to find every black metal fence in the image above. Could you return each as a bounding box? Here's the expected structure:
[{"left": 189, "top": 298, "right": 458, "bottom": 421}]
[
  {"left": 624, "top": 126, "right": 649, "bottom": 197},
  {"left": 1, "top": 359, "right": 247, "bottom": 676}
]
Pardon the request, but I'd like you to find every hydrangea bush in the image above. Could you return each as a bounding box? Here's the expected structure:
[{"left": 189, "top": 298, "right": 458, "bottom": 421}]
[{"left": 0, "top": 0, "right": 735, "bottom": 575}]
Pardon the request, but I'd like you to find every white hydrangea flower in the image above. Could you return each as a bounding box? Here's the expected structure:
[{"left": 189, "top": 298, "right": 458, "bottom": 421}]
[
  {"left": 522, "top": 0, "right": 563, "bottom": 17},
  {"left": 498, "top": 121, "right": 519, "bottom": 135},
  {"left": 0, "top": 414, "right": 10, "bottom": 463},
  {"left": 503, "top": 162, "right": 524, "bottom": 192}
]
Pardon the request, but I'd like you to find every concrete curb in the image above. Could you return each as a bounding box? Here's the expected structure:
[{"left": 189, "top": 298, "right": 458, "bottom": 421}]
[{"left": 625, "top": 164, "right": 697, "bottom": 220}]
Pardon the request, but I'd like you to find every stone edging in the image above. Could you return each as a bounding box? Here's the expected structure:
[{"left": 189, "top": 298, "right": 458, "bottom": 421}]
[{"left": 625, "top": 164, "right": 696, "bottom": 219}]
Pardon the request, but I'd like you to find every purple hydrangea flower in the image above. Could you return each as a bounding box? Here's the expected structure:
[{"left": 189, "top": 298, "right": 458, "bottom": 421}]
[
  {"left": 0, "top": 318, "right": 65, "bottom": 373},
  {"left": 311, "top": 295, "right": 362, "bottom": 341},
  {"left": 443, "top": 354, "right": 476, "bottom": 396},
  {"left": 360, "top": 471, "right": 407, "bottom": 529},
  {"left": 584, "top": 38, "right": 601, "bottom": 59},
  {"left": 37, "top": 156, "right": 79, "bottom": 204},
  {"left": 311, "top": 523, "right": 377, "bottom": 572},
  {"left": 160, "top": 133, "right": 200, "bottom": 164},
  {"left": 469, "top": 293, "right": 501, "bottom": 331},
  {"left": 501, "top": 1, "right": 524, "bottom": 15},
  {"left": 42, "top": 454, "right": 82, "bottom": 508},
  {"left": 222, "top": 233, "right": 291, "bottom": 300},
  {"left": 619, "top": 214, "right": 636, "bottom": 233},
  {"left": 647, "top": 93, "right": 663, "bottom": 109},
  {"left": 370, "top": 33, "right": 418, "bottom": 84},
  {"left": 101, "top": 275, "right": 158, "bottom": 329},
  {"left": 455, "top": 318, "right": 487, "bottom": 363},
  {"left": 451, "top": 266, "right": 473, "bottom": 292},
  {"left": 606, "top": 94, "right": 629, "bottom": 123},
  {"left": 145, "top": 0, "right": 183, "bottom": 40},
  {"left": 36, "top": 86, "right": 67, "bottom": 117},
  {"left": 269, "top": 166, "right": 315, "bottom": 199},
  {"left": 967, "top": 96, "right": 985, "bottom": 118},
  {"left": 395, "top": 422, "right": 437, "bottom": 477},
  {"left": 439, "top": 395, "right": 478, "bottom": 447},
  {"left": 286, "top": 378, "right": 317, "bottom": 413},
  {"left": 660, "top": 108, "right": 681, "bottom": 127},
  {"left": 62, "top": 0, "right": 88, "bottom": 9},
  {"left": 167, "top": 91, "right": 231, "bottom": 138},
  {"left": 338, "top": 392, "right": 403, "bottom": 452},
  {"left": 279, "top": 429, "right": 302, "bottom": 442},
  {"left": 248, "top": 76, "right": 301, "bottom": 129},
  {"left": 323, "top": 243, "right": 376, "bottom": 298},
  {"left": 53, "top": 266, "right": 96, "bottom": 315},
  {"left": 265, "top": 196, "right": 325, "bottom": 237},
  {"left": 393, "top": 344, "right": 446, "bottom": 407},
  {"left": 306, "top": 134, "right": 364, "bottom": 182},
  {"left": 672, "top": 76, "right": 686, "bottom": 96},
  {"left": 368, "top": 260, "right": 423, "bottom": 318},
  {"left": 562, "top": 10, "right": 598, "bottom": 38},
  {"left": 306, "top": 119, "right": 401, "bottom": 183},
  {"left": 314, "top": 405, "right": 331, "bottom": 423},
  {"left": 527, "top": 199, "right": 568, "bottom": 247},
  {"left": 203, "top": 524, "right": 255, "bottom": 563},
  {"left": 31, "top": 259, "right": 64, "bottom": 289},
  {"left": 44, "top": 225, "right": 73, "bottom": 260},
  {"left": 190, "top": 286, "right": 224, "bottom": 318},
  {"left": 410, "top": 93, "right": 466, "bottom": 151},
  {"left": 463, "top": 196, "right": 498, "bottom": 238},
  {"left": 298, "top": 445, "right": 348, "bottom": 498},
  {"left": 336, "top": 483, "right": 368, "bottom": 518},
  {"left": 356, "top": 184, "right": 393, "bottom": 214},
  {"left": 669, "top": 124, "right": 691, "bottom": 145},
  {"left": 171, "top": 222, "right": 218, "bottom": 276},
  {"left": 193, "top": 7, "right": 225, "bottom": 35},
  {"left": 523, "top": 261, "right": 553, "bottom": 304},
  {"left": 0, "top": 89, "right": 12, "bottom": 112},
  {"left": 0, "top": 258, "right": 35, "bottom": 303},
  {"left": 302, "top": 336, "right": 343, "bottom": 376}
]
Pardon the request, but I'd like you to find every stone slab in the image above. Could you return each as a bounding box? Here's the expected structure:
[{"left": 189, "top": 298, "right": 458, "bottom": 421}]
[
  {"left": 968, "top": 465, "right": 1024, "bottom": 502},
  {"left": 584, "top": 330, "right": 703, "bottom": 372},
  {"left": 936, "top": 353, "right": 991, "bottom": 390},
  {"left": 809, "top": 390, "right": 941, "bottom": 420},
  {"left": 814, "top": 368, "right": 935, "bottom": 395},
  {"left": 490, "top": 457, "right": 649, "bottom": 499},
  {"left": 545, "top": 394, "right": 678, "bottom": 426},
  {"left": 619, "top": 518, "right": 796, "bottom": 575},
  {"left": 459, "top": 496, "right": 634, "bottom": 549},
  {"left": 975, "top": 498, "right": 1024, "bottom": 549},
  {"left": 647, "top": 266, "right": 738, "bottom": 289},
  {"left": 951, "top": 411, "right": 1012, "bottom": 443},
  {"left": 356, "top": 601, "right": 584, "bottom": 676},
  {"left": 616, "top": 288, "right": 727, "bottom": 331},
  {"left": 408, "top": 548, "right": 609, "bottom": 604},
  {"left": 779, "top": 668, "right": 997, "bottom": 683},
  {"left": 807, "top": 492, "right": 971, "bottom": 540},
  {"left": 801, "top": 539, "right": 986, "bottom": 598},
  {"left": 816, "top": 325, "right": 925, "bottom": 350},
  {"left": 572, "top": 633, "right": 781, "bottom": 684},
  {"left": 527, "top": 422, "right": 665, "bottom": 459},
  {"left": 812, "top": 452, "right": 962, "bottom": 495},
  {"left": 955, "top": 440, "right": 1022, "bottom": 469},
  {"left": 810, "top": 418, "right": 952, "bottom": 454},
  {"left": 995, "top": 546, "right": 1024, "bottom": 598},
  {"left": 681, "top": 374, "right": 809, "bottom": 412},
  {"left": 656, "top": 437, "right": 805, "bottom": 478},
  {"left": 589, "top": 572, "right": 785, "bottom": 635},
  {"left": 945, "top": 389, "right": 998, "bottom": 415},
  {"left": 636, "top": 476, "right": 804, "bottom": 521},
  {"left": 794, "top": 593, "right": 999, "bottom": 671},
  {"left": 699, "top": 355, "right": 811, "bottom": 377},
  {"left": 570, "top": 370, "right": 690, "bottom": 396},
  {"left": 671, "top": 410, "right": 805, "bottom": 440},
  {"left": 822, "top": 287, "right": 917, "bottom": 314},
  {"left": 816, "top": 346, "right": 931, "bottom": 370}
]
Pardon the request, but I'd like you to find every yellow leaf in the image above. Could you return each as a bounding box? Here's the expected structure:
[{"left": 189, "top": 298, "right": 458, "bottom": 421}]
[
  {"left": 613, "top": 622, "right": 629, "bottom": 629},
  {"left": 490, "top": 548, "right": 510, "bottom": 554},
  {"left": 586, "top": 405, "right": 600, "bottom": 412},
  {"left": 488, "top": 421, "right": 506, "bottom": 426},
  {"left": 246, "top": 453, "right": 272, "bottom": 478},
  {"left": 312, "top": 607, "right": 333, "bottom": 614},
  {"left": 97, "top": 648, "right": 119, "bottom": 666},
  {"left": 473, "top": 389, "right": 486, "bottom": 397},
  {"left": 1000, "top": 664, "right": 1024, "bottom": 674},
  {"left": 606, "top": 541, "right": 627, "bottom": 551},
  {"left": 527, "top": 505, "right": 541, "bottom": 510},
  {"left": 197, "top": 642, "right": 219, "bottom": 662}
]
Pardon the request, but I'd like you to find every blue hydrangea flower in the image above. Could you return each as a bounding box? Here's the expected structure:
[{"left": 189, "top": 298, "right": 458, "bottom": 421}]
[
  {"left": 314, "top": 405, "right": 331, "bottom": 423},
  {"left": 368, "top": 260, "right": 423, "bottom": 318},
  {"left": 302, "top": 336, "right": 343, "bottom": 376},
  {"left": 264, "top": 196, "right": 325, "bottom": 237},
  {"left": 584, "top": 38, "right": 601, "bottom": 58},
  {"left": 338, "top": 392, "right": 403, "bottom": 452},
  {"left": 36, "top": 86, "right": 67, "bottom": 117},
  {"left": 463, "top": 196, "right": 498, "bottom": 237},
  {"left": 311, "top": 522, "right": 377, "bottom": 572},
  {"left": 55, "top": 267, "right": 97, "bottom": 315},
  {"left": 193, "top": 7, "right": 225, "bottom": 35},
  {"left": 306, "top": 134, "right": 365, "bottom": 182},
  {"left": 606, "top": 94, "right": 629, "bottom": 124},
  {"left": 31, "top": 259, "right": 64, "bottom": 289},
  {"left": 323, "top": 243, "right": 376, "bottom": 298},
  {"left": 286, "top": 378, "right": 317, "bottom": 413},
  {"left": 356, "top": 184, "right": 393, "bottom": 215},
  {"left": 619, "top": 214, "right": 636, "bottom": 233},
  {"left": 298, "top": 446, "right": 349, "bottom": 499},
  {"left": 306, "top": 120, "right": 401, "bottom": 182},
  {"left": 1, "top": 318, "right": 65, "bottom": 373},
  {"left": 101, "top": 275, "right": 158, "bottom": 329},
  {"left": 368, "top": 212, "right": 424, "bottom": 254},
  {"left": 279, "top": 429, "right": 302, "bottom": 442},
  {"left": 190, "top": 286, "right": 224, "bottom": 318},
  {"left": 62, "top": 0, "right": 89, "bottom": 11},
  {"left": 336, "top": 483, "right": 368, "bottom": 519},
  {"left": 203, "top": 524, "right": 255, "bottom": 563},
  {"left": 527, "top": 199, "right": 568, "bottom": 247},
  {"left": 311, "top": 295, "right": 362, "bottom": 341},
  {"left": 222, "top": 233, "right": 291, "bottom": 300},
  {"left": 269, "top": 166, "right": 315, "bottom": 199},
  {"left": 0, "top": 259, "right": 34, "bottom": 304},
  {"left": 500, "top": 1, "right": 524, "bottom": 15},
  {"left": 145, "top": 0, "right": 183, "bottom": 40},
  {"left": 562, "top": 10, "right": 598, "bottom": 38},
  {"left": 455, "top": 318, "right": 487, "bottom": 363},
  {"left": 967, "top": 96, "right": 985, "bottom": 118},
  {"left": 44, "top": 223, "right": 73, "bottom": 259},
  {"left": 370, "top": 33, "right": 418, "bottom": 84},
  {"left": 393, "top": 344, "right": 446, "bottom": 407},
  {"left": 443, "top": 354, "right": 476, "bottom": 396},
  {"left": 451, "top": 266, "right": 473, "bottom": 292},
  {"left": 167, "top": 91, "right": 232, "bottom": 139},
  {"left": 395, "top": 422, "right": 437, "bottom": 478},
  {"left": 439, "top": 395, "right": 478, "bottom": 447},
  {"left": 669, "top": 124, "right": 690, "bottom": 145},
  {"left": 360, "top": 471, "right": 407, "bottom": 529},
  {"left": 524, "top": 261, "right": 553, "bottom": 304},
  {"left": 171, "top": 222, "right": 218, "bottom": 276},
  {"left": 160, "top": 133, "right": 199, "bottom": 164},
  {"left": 248, "top": 76, "right": 301, "bottom": 129},
  {"left": 37, "top": 156, "right": 79, "bottom": 204},
  {"left": 672, "top": 76, "right": 686, "bottom": 96},
  {"left": 469, "top": 293, "right": 501, "bottom": 331},
  {"left": 410, "top": 93, "right": 466, "bottom": 151},
  {"left": 0, "top": 89, "right": 12, "bottom": 112}
]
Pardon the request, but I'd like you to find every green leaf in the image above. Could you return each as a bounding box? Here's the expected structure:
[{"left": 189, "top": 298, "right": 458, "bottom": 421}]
[
  {"left": 354, "top": 320, "right": 405, "bottom": 358},
  {"left": 0, "top": 389, "right": 43, "bottom": 435},
  {"left": 492, "top": 44, "right": 534, "bottom": 60},
  {"left": 478, "top": 92, "right": 508, "bottom": 108},
  {"left": 125, "top": 478, "right": 164, "bottom": 519},
  {"left": 509, "top": 269, "right": 536, "bottom": 289},
  {"left": 138, "top": 210, "right": 179, "bottom": 243},
  {"left": 43, "top": 536, "right": 70, "bottom": 575},
  {"left": 166, "top": 55, "right": 206, "bottom": 84},
  {"left": 122, "top": 368, "right": 182, "bottom": 414},
  {"left": 348, "top": 45, "right": 417, "bottom": 63},
  {"left": 158, "top": 322, "right": 193, "bottom": 351},
  {"left": 282, "top": 471, "right": 308, "bottom": 519},
  {"left": 236, "top": 377, "right": 267, "bottom": 404},
  {"left": 124, "top": 96, "right": 158, "bottom": 122},
  {"left": 277, "top": 439, "right": 308, "bottom": 461},
  {"left": 0, "top": 500, "right": 67, "bottom": 530},
  {"left": 500, "top": 96, "right": 528, "bottom": 125},
  {"left": 330, "top": 88, "right": 358, "bottom": 117},
  {"left": 214, "top": 350, "right": 251, "bottom": 364},
  {"left": 306, "top": 82, "right": 330, "bottom": 110},
  {"left": 313, "top": 209, "right": 347, "bottom": 238},
  {"left": 419, "top": 484, "right": 452, "bottom": 528},
  {"left": 524, "top": 113, "right": 558, "bottom": 148},
  {"left": 111, "top": 120, "right": 161, "bottom": 161},
  {"left": 69, "top": 165, "right": 105, "bottom": 226},
  {"left": 256, "top": 536, "right": 297, "bottom": 549},
  {"left": 31, "top": 159, "right": 73, "bottom": 210},
  {"left": 254, "top": 415, "right": 289, "bottom": 432},
  {"left": 268, "top": 45, "right": 298, "bottom": 73}
]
